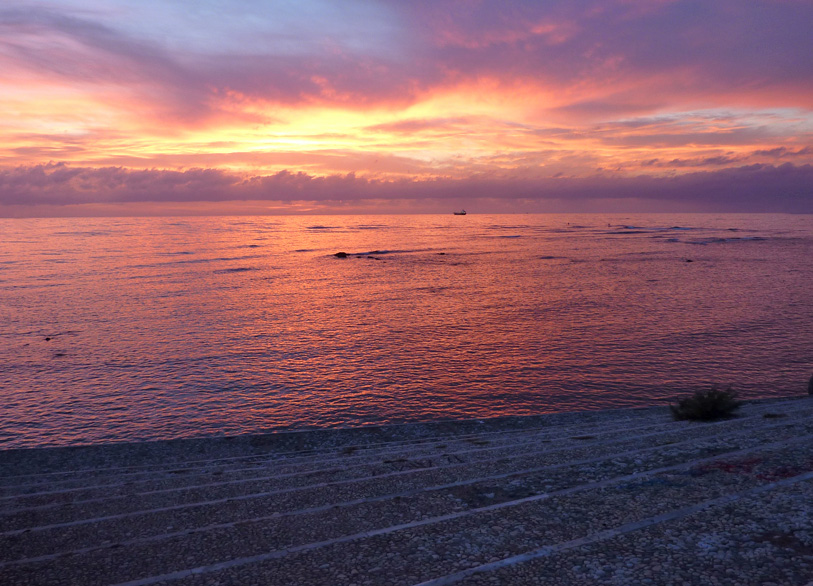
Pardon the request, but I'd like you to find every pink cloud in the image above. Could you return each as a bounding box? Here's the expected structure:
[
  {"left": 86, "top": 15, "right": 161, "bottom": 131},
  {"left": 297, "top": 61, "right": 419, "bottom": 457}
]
[
  {"left": 4, "top": 1, "right": 811, "bottom": 123},
  {"left": 1, "top": 0, "right": 811, "bottom": 215}
]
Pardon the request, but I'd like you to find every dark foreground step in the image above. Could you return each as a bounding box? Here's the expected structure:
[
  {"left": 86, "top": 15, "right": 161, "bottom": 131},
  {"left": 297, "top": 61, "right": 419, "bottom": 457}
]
[
  {"left": 4, "top": 419, "right": 809, "bottom": 566},
  {"left": 2, "top": 420, "right": 812, "bottom": 584},
  {"left": 5, "top": 403, "right": 808, "bottom": 526},
  {"left": 16, "top": 442, "right": 807, "bottom": 586},
  {"left": 3, "top": 407, "right": 810, "bottom": 541},
  {"left": 0, "top": 414, "right": 693, "bottom": 505},
  {"left": 1, "top": 398, "right": 800, "bottom": 489},
  {"left": 449, "top": 477, "right": 813, "bottom": 586},
  {"left": 0, "top": 398, "right": 809, "bottom": 586}
]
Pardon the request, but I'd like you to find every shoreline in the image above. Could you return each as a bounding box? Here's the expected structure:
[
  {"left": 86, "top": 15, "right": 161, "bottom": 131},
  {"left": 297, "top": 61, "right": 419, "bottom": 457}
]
[
  {"left": 0, "top": 394, "right": 803, "bottom": 476},
  {"left": 2, "top": 395, "right": 811, "bottom": 585}
]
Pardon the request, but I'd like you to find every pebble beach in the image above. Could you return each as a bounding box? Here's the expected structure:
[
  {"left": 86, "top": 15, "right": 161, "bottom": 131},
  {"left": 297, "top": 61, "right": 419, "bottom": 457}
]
[{"left": 1, "top": 397, "right": 812, "bottom": 585}]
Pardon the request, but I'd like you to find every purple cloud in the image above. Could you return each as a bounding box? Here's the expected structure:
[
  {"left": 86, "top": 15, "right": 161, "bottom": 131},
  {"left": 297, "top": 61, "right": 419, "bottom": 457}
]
[
  {"left": 754, "top": 146, "right": 813, "bottom": 158},
  {"left": 2, "top": 162, "right": 810, "bottom": 213},
  {"left": 1, "top": 1, "right": 811, "bottom": 215},
  {"left": 3, "top": 1, "right": 812, "bottom": 121}
]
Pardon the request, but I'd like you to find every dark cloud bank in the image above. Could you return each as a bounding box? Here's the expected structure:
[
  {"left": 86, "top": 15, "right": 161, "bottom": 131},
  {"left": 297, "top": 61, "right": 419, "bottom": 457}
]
[{"left": 1, "top": 163, "right": 811, "bottom": 214}]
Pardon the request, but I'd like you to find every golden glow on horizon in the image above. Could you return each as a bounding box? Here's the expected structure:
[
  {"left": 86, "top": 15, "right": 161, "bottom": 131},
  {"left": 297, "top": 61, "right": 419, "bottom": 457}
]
[
  {"left": 2, "top": 71, "right": 811, "bottom": 182},
  {"left": 0, "top": 0, "right": 810, "bottom": 208}
]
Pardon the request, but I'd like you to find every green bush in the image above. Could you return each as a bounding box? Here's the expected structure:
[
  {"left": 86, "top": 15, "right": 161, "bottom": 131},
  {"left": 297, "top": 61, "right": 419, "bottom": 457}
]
[{"left": 670, "top": 386, "right": 742, "bottom": 421}]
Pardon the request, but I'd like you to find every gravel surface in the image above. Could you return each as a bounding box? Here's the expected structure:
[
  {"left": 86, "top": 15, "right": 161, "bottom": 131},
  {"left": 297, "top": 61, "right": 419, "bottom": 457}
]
[{"left": 1, "top": 397, "right": 811, "bottom": 586}]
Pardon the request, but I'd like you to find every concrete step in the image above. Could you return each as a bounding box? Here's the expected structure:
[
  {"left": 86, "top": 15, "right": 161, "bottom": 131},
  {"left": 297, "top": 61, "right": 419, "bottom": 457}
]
[
  {"left": 1, "top": 398, "right": 795, "bottom": 492},
  {"left": 0, "top": 414, "right": 684, "bottom": 503},
  {"left": 159, "top": 451, "right": 812, "bottom": 586},
  {"left": 0, "top": 397, "right": 809, "bottom": 586},
  {"left": 4, "top": 431, "right": 810, "bottom": 585},
  {"left": 0, "top": 406, "right": 679, "bottom": 494},
  {"left": 2, "top": 403, "right": 810, "bottom": 533},
  {"left": 1, "top": 398, "right": 802, "bottom": 507},
  {"left": 3, "top": 417, "right": 806, "bottom": 563},
  {"left": 431, "top": 472, "right": 813, "bottom": 585}
]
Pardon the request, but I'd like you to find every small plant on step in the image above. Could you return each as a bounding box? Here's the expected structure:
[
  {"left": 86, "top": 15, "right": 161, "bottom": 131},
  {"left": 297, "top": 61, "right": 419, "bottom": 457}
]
[{"left": 670, "top": 385, "right": 742, "bottom": 421}]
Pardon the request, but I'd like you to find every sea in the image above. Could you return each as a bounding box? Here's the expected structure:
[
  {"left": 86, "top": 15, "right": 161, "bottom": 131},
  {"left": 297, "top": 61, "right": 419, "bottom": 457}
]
[{"left": 1, "top": 213, "right": 811, "bottom": 449}]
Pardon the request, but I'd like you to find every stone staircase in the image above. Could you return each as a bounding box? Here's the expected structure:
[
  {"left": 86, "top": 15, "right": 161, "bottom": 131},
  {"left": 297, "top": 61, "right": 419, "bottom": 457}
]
[{"left": 1, "top": 398, "right": 812, "bottom": 586}]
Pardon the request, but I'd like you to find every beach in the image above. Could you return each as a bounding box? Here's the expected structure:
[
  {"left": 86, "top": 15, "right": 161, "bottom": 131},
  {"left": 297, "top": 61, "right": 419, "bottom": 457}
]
[{"left": 2, "top": 396, "right": 812, "bottom": 585}]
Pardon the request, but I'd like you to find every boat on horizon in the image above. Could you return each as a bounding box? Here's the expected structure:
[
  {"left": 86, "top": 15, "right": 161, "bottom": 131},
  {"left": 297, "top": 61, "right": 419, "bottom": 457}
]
[{"left": 453, "top": 210, "right": 467, "bottom": 215}]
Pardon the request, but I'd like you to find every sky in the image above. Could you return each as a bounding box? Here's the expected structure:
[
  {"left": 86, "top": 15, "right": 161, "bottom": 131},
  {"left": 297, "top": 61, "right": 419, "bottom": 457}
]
[{"left": 1, "top": 0, "right": 812, "bottom": 215}]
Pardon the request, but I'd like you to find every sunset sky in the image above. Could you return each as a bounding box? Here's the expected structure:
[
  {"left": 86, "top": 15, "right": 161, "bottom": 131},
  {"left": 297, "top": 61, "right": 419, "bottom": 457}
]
[{"left": 1, "top": 0, "right": 812, "bottom": 215}]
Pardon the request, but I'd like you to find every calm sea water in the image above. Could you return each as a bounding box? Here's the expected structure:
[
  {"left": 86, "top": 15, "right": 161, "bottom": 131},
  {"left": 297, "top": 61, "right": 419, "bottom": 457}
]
[{"left": 1, "top": 214, "right": 811, "bottom": 448}]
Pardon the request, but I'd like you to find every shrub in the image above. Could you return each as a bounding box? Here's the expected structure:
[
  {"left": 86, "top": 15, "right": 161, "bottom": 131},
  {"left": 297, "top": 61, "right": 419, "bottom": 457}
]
[{"left": 670, "top": 386, "right": 742, "bottom": 421}]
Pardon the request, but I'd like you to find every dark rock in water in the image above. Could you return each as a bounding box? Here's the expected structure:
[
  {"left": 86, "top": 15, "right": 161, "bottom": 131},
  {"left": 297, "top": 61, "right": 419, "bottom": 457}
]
[
  {"left": 45, "top": 337, "right": 51, "bottom": 341},
  {"left": 334, "top": 252, "right": 348, "bottom": 258},
  {"left": 685, "top": 259, "right": 693, "bottom": 263}
]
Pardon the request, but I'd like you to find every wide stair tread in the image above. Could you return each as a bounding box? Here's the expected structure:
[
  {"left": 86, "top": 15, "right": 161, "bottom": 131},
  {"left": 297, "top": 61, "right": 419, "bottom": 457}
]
[
  {"left": 0, "top": 401, "right": 797, "bottom": 498},
  {"left": 0, "top": 397, "right": 809, "bottom": 586},
  {"left": 0, "top": 407, "right": 678, "bottom": 491},
  {"left": 0, "top": 414, "right": 686, "bottom": 502},
  {"left": 2, "top": 403, "right": 810, "bottom": 531}
]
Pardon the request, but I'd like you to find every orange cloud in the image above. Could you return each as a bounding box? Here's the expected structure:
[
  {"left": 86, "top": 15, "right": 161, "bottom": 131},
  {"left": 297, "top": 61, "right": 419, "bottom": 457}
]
[{"left": 0, "top": 1, "right": 811, "bottom": 213}]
